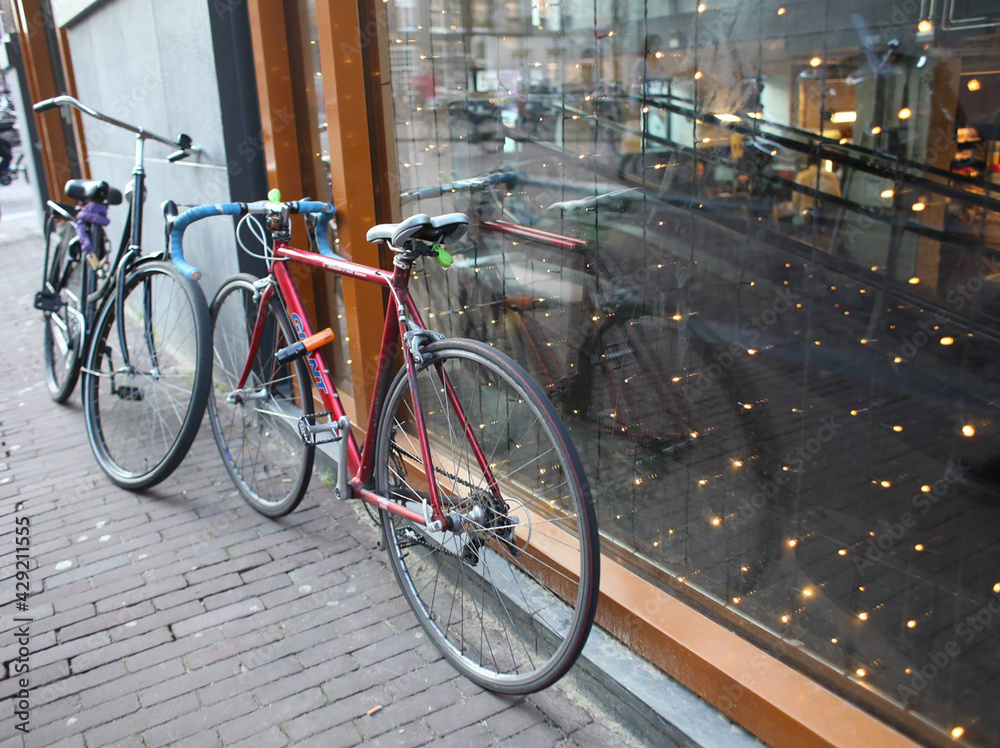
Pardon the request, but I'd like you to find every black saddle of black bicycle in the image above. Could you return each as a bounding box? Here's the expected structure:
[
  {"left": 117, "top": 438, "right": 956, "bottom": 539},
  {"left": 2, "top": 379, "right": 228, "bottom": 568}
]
[{"left": 65, "top": 178, "right": 123, "bottom": 206}]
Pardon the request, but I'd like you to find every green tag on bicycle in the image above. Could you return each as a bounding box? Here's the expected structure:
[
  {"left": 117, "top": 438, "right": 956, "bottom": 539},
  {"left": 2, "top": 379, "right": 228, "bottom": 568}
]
[
  {"left": 267, "top": 188, "right": 282, "bottom": 203},
  {"left": 433, "top": 243, "right": 453, "bottom": 269}
]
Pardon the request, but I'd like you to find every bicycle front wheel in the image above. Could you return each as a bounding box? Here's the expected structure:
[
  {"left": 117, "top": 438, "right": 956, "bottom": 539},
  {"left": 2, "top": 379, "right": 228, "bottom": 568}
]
[
  {"left": 83, "top": 260, "right": 211, "bottom": 489},
  {"left": 42, "top": 217, "right": 87, "bottom": 403},
  {"left": 207, "top": 274, "right": 314, "bottom": 517},
  {"left": 375, "top": 338, "right": 600, "bottom": 694}
]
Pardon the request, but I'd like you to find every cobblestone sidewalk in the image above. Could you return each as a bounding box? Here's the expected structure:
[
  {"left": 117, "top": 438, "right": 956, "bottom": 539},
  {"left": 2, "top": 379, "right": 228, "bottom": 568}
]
[{"left": 0, "top": 210, "right": 629, "bottom": 748}]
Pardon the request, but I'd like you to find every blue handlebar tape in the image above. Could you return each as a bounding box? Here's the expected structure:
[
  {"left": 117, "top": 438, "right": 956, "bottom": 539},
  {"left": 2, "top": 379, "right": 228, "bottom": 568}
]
[
  {"left": 295, "top": 202, "right": 343, "bottom": 259},
  {"left": 169, "top": 202, "right": 244, "bottom": 280}
]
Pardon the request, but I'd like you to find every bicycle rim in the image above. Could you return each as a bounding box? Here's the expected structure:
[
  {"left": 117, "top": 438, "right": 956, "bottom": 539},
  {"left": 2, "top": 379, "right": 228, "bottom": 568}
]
[
  {"left": 208, "top": 274, "right": 314, "bottom": 517},
  {"left": 375, "top": 338, "right": 599, "bottom": 694},
  {"left": 83, "top": 261, "right": 210, "bottom": 489}
]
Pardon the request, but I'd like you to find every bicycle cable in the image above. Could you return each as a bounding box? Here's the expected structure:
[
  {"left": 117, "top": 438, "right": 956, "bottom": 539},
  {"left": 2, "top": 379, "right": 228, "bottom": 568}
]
[{"left": 235, "top": 212, "right": 283, "bottom": 262}]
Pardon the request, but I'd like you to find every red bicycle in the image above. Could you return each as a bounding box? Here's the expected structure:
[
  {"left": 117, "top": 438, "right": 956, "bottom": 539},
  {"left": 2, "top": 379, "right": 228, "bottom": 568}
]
[{"left": 169, "top": 193, "right": 600, "bottom": 693}]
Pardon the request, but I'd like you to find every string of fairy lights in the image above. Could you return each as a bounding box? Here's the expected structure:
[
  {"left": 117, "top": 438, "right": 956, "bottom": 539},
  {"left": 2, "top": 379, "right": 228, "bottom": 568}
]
[{"left": 383, "top": 0, "right": 1000, "bottom": 741}]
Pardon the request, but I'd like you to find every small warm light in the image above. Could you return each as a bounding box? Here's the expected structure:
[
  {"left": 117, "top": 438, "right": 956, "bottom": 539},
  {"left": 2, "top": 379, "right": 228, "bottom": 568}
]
[
  {"left": 912, "top": 201, "right": 927, "bottom": 212},
  {"left": 881, "top": 188, "right": 895, "bottom": 199},
  {"left": 697, "top": 2, "right": 707, "bottom": 12},
  {"left": 893, "top": 425, "right": 903, "bottom": 432},
  {"left": 898, "top": 106, "right": 912, "bottom": 120},
  {"left": 838, "top": 549, "right": 848, "bottom": 556},
  {"left": 741, "top": 565, "right": 749, "bottom": 572},
  {"left": 908, "top": 276, "right": 920, "bottom": 285},
  {"left": 914, "top": 544, "right": 925, "bottom": 552},
  {"left": 787, "top": 539, "right": 798, "bottom": 549},
  {"left": 951, "top": 726, "right": 965, "bottom": 740},
  {"left": 814, "top": 340, "right": 821, "bottom": 346},
  {"left": 747, "top": 348, "right": 757, "bottom": 355},
  {"left": 690, "top": 431, "right": 699, "bottom": 439},
  {"left": 968, "top": 78, "right": 981, "bottom": 92},
  {"left": 871, "top": 125, "right": 882, "bottom": 135},
  {"left": 698, "top": 478, "right": 708, "bottom": 486},
  {"left": 829, "top": 110, "right": 858, "bottom": 124},
  {"left": 809, "top": 56, "right": 822, "bottom": 68},
  {"left": 802, "top": 587, "right": 814, "bottom": 598},
  {"left": 856, "top": 668, "right": 867, "bottom": 677},
  {"left": 850, "top": 410, "right": 859, "bottom": 416},
  {"left": 907, "top": 619, "right": 917, "bottom": 629},
  {"left": 894, "top": 357, "right": 904, "bottom": 363},
  {"left": 860, "top": 338, "right": 869, "bottom": 345},
  {"left": 743, "top": 404, "right": 753, "bottom": 410},
  {"left": 918, "top": 19, "right": 933, "bottom": 33},
  {"left": 831, "top": 637, "right": 839, "bottom": 644},
  {"left": 962, "top": 424, "right": 975, "bottom": 437},
  {"left": 781, "top": 614, "right": 790, "bottom": 624},
  {"left": 921, "top": 485, "right": 931, "bottom": 493},
  {"left": 711, "top": 516, "right": 722, "bottom": 527},
  {"left": 880, "top": 480, "right": 891, "bottom": 488},
  {"left": 777, "top": 6, "right": 786, "bottom": 14},
  {"left": 941, "top": 336, "right": 955, "bottom": 346},
  {"left": 993, "top": 582, "right": 1000, "bottom": 593},
  {"left": 694, "top": 70, "right": 704, "bottom": 80},
  {"left": 858, "top": 612, "right": 869, "bottom": 621},
  {"left": 732, "top": 596, "right": 741, "bottom": 604}
]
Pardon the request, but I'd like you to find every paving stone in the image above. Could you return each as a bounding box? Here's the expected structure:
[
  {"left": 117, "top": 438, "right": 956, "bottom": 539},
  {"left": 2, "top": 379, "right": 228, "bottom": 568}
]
[
  {"left": 226, "top": 725, "right": 288, "bottom": 748},
  {"left": 82, "top": 693, "right": 200, "bottom": 747},
  {"left": 364, "top": 721, "right": 438, "bottom": 748},
  {"left": 283, "top": 685, "right": 391, "bottom": 741},
  {"left": 361, "top": 681, "right": 462, "bottom": 739},
  {"left": 144, "top": 693, "right": 258, "bottom": 748},
  {"left": 70, "top": 627, "right": 172, "bottom": 673},
  {"left": 80, "top": 660, "right": 185, "bottom": 709},
  {"left": 139, "top": 656, "right": 241, "bottom": 707},
  {"left": 198, "top": 653, "right": 303, "bottom": 706},
  {"left": 217, "top": 686, "right": 326, "bottom": 743},
  {"left": 425, "top": 690, "right": 523, "bottom": 735}
]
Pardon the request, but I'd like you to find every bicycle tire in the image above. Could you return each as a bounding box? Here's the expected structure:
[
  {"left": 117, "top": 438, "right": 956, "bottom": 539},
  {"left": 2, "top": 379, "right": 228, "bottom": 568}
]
[
  {"left": 374, "top": 338, "right": 600, "bottom": 694},
  {"left": 83, "top": 260, "right": 211, "bottom": 489},
  {"left": 42, "top": 217, "right": 87, "bottom": 403},
  {"left": 207, "top": 274, "right": 315, "bottom": 517}
]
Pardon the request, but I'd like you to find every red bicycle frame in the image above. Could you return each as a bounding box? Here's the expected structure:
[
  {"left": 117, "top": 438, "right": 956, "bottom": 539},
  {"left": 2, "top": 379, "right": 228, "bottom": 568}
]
[{"left": 232, "top": 238, "right": 500, "bottom": 529}]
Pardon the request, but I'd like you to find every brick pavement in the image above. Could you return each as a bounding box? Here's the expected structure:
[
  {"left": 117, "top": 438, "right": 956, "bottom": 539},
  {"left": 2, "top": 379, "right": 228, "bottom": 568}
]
[{"left": 0, "top": 208, "right": 636, "bottom": 748}]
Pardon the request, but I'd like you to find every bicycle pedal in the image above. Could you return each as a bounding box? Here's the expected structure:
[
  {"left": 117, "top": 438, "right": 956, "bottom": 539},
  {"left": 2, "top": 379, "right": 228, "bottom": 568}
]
[
  {"left": 296, "top": 410, "right": 347, "bottom": 446},
  {"left": 115, "top": 385, "right": 144, "bottom": 401},
  {"left": 33, "top": 290, "right": 61, "bottom": 313}
]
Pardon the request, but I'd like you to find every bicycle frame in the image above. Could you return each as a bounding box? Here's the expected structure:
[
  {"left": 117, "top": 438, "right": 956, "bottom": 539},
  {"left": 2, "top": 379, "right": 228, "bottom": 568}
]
[{"left": 237, "top": 239, "right": 501, "bottom": 529}]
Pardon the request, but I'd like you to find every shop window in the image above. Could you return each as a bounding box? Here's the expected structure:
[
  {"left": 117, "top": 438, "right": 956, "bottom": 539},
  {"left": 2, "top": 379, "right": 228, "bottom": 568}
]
[{"left": 385, "top": 1, "right": 1000, "bottom": 744}]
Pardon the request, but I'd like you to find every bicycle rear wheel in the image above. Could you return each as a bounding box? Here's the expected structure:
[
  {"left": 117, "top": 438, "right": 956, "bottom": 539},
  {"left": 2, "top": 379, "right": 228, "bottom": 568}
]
[
  {"left": 83, "top": 260, "right": 211, "bottom": 489},
  {"left": 208, "top": 274, "right": 315, "bottom": 517},
  {"left": 42, "top": 216, "right": 87, "bottom": 403},
  {"left": 375, "top": 338, "right": 600, "bottom": 694}
]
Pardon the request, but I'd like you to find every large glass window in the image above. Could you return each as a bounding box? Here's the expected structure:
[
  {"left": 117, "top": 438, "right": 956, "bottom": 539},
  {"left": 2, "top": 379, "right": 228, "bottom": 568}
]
[{"left": 385, "top": 0, "right": 1000, "bottom": 742}]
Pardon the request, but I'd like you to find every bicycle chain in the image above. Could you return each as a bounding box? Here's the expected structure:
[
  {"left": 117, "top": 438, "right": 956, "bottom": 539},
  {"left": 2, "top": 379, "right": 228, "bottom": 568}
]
[{"left": 388, "top": 442, "right": 483, "bottom": 494}]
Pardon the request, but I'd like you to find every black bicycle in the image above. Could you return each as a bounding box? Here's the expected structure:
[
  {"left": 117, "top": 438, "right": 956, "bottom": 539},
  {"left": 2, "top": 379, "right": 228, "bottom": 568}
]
[{"left": 33, "top": 95, "right": 211, "bottom": 490}]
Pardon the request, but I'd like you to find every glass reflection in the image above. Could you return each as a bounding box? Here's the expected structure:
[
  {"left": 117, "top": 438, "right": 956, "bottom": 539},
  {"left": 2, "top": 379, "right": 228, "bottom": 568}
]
[{"left": 386, "top": 1, "right": 1000, "bottom": 744}]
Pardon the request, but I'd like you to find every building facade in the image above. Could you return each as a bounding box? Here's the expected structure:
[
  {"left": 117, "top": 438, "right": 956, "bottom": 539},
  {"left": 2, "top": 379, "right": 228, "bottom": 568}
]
[{"left": 12, "top": 0, "right": 1000, "bottom": 746}]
